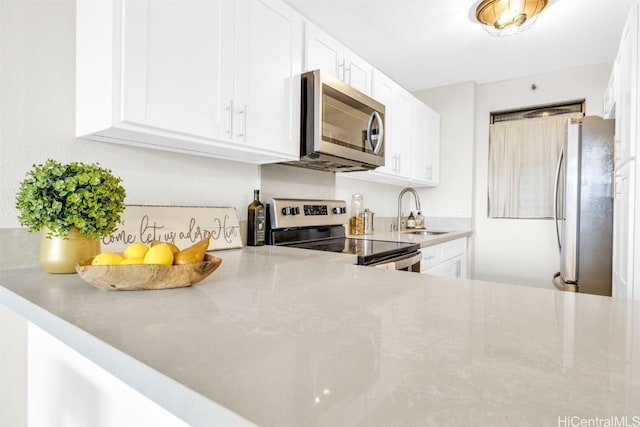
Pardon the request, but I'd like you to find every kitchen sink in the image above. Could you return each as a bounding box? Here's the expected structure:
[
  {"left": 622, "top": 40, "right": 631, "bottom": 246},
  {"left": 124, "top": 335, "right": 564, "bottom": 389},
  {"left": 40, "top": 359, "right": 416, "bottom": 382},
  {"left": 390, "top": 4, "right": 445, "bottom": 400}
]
[{"left": 402, "top": 230, "right": 450, "bottom": 236}]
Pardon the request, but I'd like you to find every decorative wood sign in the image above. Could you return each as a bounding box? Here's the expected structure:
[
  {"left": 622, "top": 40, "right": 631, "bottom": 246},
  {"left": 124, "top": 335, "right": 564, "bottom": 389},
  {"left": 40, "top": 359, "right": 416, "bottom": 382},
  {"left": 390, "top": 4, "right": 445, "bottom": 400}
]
[{"left": 101, "top": 205, "right": 242, "bottom": 252}]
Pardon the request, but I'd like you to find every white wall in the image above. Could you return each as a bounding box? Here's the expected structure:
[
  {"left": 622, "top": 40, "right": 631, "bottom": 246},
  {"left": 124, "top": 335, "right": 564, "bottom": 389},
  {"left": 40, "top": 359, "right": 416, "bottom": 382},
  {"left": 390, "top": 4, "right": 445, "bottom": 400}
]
[
  {"left": 473, "top": 63, "right": 612, "bottom": 288},
  {"left": 413, "top": 81, "right": 476, "bottom": 219}
]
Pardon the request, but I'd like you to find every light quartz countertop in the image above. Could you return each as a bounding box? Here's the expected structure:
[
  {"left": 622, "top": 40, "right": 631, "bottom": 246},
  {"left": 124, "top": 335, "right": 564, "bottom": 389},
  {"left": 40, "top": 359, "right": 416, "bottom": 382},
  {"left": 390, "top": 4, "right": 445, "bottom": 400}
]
[{"left": 1, "top": 244, "right": 639, "bottom": 426}]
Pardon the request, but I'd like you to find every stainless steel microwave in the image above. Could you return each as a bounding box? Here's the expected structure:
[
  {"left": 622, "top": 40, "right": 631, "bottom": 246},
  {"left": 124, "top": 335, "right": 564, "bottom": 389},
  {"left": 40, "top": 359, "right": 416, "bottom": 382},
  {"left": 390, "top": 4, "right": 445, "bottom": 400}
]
[{"left": 281, "top": 69, "right": 385, "bottom": 172}]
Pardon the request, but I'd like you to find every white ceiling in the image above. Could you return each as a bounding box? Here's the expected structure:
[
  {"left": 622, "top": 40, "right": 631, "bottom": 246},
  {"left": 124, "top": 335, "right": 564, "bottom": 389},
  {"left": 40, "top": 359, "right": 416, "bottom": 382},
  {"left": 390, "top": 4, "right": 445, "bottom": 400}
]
[{"left": 284, "top": 0, "right": 635, "bottom": 91}]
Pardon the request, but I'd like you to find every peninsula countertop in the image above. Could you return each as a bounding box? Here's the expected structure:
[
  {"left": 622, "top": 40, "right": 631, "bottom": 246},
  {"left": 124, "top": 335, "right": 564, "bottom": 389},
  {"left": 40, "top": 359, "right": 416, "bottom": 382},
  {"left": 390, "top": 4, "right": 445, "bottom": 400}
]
[{"left": 1, "top": 245, "right": 639, "bottom": 426}]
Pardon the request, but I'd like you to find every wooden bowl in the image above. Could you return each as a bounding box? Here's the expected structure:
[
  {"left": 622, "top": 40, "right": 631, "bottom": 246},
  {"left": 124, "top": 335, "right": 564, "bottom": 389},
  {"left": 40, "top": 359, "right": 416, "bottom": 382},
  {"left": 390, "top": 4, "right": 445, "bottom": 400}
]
[{"left": 75, "top": 254, "right": 222, "bottom": 291}]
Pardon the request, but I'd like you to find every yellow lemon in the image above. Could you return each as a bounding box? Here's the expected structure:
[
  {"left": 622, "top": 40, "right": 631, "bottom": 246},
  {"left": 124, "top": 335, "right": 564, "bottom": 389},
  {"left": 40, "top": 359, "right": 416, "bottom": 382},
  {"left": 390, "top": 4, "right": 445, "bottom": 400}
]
[
  {"left": 143, "top": 243, "right": 174, "bottom": 266},
  {"left": 92, "top": 252, "right": 124, "bottom": 266},
  {"left": 123, "top": 242, "right": 149, "bottom": 259},
  {"left": 151, "top": 240, "right": 180, "bottom": 255},
  {"left": 120, "top": 257, "right": 144, "bottom": 265}
]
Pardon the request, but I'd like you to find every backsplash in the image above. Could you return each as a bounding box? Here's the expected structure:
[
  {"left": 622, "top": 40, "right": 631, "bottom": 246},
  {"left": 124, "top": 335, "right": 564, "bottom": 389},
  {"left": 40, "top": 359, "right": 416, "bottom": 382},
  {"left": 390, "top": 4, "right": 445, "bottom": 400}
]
[
  {"left": 0, "top": 223, "right": 248, "bottom": 270},
  {"left": 0, "top": 228, "right": 40, "bottom": 270},
  {"left": 369, "top": 216, "right": 472, "bottom": 234}
]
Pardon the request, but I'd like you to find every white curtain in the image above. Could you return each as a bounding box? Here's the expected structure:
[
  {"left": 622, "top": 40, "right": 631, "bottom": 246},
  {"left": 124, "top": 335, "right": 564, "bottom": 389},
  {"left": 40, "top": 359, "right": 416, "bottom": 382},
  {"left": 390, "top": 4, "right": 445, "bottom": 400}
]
[{"left": 488, "top": 113, "right": 582, "bottom": 218}]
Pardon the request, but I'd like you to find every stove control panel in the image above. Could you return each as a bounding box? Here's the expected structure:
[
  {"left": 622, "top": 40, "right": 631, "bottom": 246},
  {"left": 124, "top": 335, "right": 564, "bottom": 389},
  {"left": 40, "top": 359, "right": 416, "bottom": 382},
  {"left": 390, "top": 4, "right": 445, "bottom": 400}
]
[{"left": 268, "top": 198, "right": 348, "bottom": 229}]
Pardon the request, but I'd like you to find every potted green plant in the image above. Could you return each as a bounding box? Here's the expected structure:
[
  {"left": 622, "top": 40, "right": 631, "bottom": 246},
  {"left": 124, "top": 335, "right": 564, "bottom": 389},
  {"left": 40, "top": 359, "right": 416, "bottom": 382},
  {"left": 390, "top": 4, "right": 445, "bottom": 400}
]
[{"left": 15, "top": 159, "right": 127, "bottom": 273}]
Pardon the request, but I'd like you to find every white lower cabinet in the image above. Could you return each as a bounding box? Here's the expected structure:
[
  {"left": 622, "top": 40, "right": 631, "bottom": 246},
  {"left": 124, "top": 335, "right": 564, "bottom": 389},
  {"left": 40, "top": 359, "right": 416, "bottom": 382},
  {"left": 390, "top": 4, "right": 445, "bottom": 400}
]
[
  {"left": 28, "top": 323, "right": 190, "bottom": 427},
  {"left": 420, "top": 238, "right": 467, "bottom": 279},
  {"left": 77, "top": 0, "right": 302, "bottom": 164}
]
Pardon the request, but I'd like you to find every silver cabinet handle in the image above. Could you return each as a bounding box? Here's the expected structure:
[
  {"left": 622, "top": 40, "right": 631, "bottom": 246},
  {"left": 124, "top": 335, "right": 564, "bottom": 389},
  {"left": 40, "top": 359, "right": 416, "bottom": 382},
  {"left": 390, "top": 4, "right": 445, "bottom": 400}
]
[
  {"left": 226, "top": 100, "right": 234, "bottom": 137},
  {"left": 337, "top": 59, "right": 345, "bottom": 81},
  {"left": 237, "top": 104, "right": 247, "bottom": 142}
]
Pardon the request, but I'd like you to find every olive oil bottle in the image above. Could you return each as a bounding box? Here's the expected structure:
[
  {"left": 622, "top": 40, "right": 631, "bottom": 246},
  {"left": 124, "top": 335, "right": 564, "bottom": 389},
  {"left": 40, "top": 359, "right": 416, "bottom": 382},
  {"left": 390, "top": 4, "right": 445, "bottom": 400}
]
[{"left": 247, "top": 189, "right": 266, "bottom": 246}]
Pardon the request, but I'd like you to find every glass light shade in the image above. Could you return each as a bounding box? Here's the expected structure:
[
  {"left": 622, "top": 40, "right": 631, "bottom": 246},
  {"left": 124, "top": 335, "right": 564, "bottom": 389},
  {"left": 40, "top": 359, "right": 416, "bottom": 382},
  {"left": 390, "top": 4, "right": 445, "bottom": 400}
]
[{"left": 476, "top": 0, "right": 548, "bottom": 36}]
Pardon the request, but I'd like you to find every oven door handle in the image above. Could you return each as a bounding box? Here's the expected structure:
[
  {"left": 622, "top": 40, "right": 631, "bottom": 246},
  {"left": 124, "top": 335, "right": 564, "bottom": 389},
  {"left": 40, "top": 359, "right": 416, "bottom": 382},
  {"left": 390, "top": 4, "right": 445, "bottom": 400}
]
[{"left": 372, "top": 252, "right": 422, "bottom": 270}]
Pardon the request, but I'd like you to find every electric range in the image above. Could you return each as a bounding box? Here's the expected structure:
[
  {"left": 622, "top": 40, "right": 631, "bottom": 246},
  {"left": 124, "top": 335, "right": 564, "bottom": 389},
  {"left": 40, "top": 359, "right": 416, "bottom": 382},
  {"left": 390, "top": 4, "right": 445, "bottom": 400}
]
[{"left": 266, "top": 198, "right": 421, "bottom": 270}]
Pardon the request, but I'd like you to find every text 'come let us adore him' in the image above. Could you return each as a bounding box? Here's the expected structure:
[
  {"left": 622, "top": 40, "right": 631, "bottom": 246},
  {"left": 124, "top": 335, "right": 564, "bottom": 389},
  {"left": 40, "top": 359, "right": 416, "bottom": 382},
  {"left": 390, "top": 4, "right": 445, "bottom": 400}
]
[{"left": 100, "top": 206, "right": 242, "bottom": 252}]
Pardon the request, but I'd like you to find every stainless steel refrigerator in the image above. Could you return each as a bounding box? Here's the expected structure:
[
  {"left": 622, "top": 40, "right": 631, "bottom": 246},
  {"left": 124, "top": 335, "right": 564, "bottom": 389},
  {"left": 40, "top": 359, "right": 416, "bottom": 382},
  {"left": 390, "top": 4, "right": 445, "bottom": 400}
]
[{"left": 552, "top": 116, "right": 614, "bottom": 296}]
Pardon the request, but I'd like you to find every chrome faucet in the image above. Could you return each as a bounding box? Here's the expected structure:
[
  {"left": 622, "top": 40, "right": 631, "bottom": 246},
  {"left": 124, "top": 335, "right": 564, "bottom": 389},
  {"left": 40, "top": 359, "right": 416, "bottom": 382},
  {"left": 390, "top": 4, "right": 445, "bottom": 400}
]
[{"left": 396, "top": 188, "right": 421, "bottom": 232}]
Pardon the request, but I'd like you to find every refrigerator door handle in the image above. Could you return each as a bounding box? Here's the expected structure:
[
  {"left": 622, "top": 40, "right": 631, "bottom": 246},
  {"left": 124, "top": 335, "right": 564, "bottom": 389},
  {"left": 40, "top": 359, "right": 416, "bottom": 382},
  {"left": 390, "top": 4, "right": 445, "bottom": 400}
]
[
  {"left": 553, "top": 272, "right": 578, "bottom": 292},
  {"left": 553, "top": 147, "right": 564, "bottom": 251}
]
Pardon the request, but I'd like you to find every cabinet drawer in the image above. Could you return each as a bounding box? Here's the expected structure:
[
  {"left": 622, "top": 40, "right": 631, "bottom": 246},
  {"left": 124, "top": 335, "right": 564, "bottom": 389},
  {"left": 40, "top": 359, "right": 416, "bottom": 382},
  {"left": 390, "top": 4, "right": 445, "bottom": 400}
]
[
  {"left": 420, "top": 244, "right": 441, "bottom": 270},
  {"left": 441, "top": 238, "right": 466, "bottom": 260}
]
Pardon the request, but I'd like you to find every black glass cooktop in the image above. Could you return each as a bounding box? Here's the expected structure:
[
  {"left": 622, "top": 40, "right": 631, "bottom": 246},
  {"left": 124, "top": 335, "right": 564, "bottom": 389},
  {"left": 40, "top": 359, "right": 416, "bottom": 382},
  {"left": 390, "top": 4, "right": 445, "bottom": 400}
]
[{"left": 283, "top": 237, "right": 419, "bottom": 266}]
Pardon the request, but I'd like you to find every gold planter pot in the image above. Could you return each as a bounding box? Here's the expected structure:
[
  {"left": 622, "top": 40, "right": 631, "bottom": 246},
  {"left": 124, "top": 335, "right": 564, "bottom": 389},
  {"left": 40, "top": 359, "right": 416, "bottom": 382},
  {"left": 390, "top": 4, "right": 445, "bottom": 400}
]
[{"left": 39, "top": 226, "right": 101, "bottom": 274}]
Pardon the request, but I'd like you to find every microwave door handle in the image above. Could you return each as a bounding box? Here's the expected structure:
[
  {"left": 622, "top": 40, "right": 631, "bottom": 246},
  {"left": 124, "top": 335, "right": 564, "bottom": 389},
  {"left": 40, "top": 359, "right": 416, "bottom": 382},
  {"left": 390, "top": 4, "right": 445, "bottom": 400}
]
[
  {"left": 553, "top": 147, "right": 564, "bottom": 251},
  {"left": 367, "top": 111, "right": 384, "bottom": 154}
]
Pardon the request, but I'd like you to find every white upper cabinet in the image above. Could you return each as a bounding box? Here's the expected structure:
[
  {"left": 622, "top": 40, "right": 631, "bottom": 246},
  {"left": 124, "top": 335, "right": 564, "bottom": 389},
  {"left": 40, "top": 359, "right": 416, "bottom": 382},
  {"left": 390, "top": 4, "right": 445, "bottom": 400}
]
[
  {"left": 304, "top": 21, "right": 372, "bottom": 95},
  {"left": 611, "top": 2, "right": 639, "bottom": 301},
  {"left": 77, "top": 0, "right": 302, "bottom": 163},
  {"left": 614, "top": 2, "right": 639, "bottom": 165},
  {"left": 369, "top": 70, "right": 400, "bottom": 177},
  {"left": 412, "top": 100, "right": 440, "bottom": 185},
  {"left": 603, "top": 64, "right": 616, "bottom": 120},
  {"left": 388, "top": 81, "right": 413, "bottom": 179},
  {"left": 234, "top": 0, "right": 302, "bottom": 156},
  {"left": 340, "top": 70, "right": 441, "bottom": 187},
  {"left": 122, "top": 1, "right": 234, "bottom": 142}
]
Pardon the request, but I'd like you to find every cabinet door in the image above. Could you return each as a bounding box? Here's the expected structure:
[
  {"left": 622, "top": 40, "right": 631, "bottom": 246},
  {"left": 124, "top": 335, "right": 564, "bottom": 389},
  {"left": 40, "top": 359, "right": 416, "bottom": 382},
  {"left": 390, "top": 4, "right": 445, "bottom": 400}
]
[
  {"left": 344, "top": 50, "right": 372, "bottom": 95},
  {"left": 303, "top": 22, "right": 372, "bottom": 95},
  {"left": 420, "top": 244, "right": 441, "bottom": 272},
  {"left": 371, "top": 70, "right": 396, "bottom": 175},
  {"left": 412, "top": 100, "right": 440, "bottom": 185},
  {"left": 613, "top": 162, "right": 635, "bottom": 299},
  {"left": 614, "top": 3, "right": 638, "bottom": 164},
  {"left": 603, "top": 65, "right": 616, "bottom": 120},
  {"left": 234, "top": 0, "right": 302, "bottom": 157},
  {"left": 446, "top": 256, "right": 466, "bottom": 279},
  {"left": 426, "top": 255, "right": 466, "bottom": 279},
  {"left": 304, "top": 21, "right": 341, "bottom": 79},
  {"left": 122, "top": 0, "right": 234, "bottom": 141},
  {"left": 391, "top": 87, "right": 413, "bottom": 178},
  {"left": 371, "top": 71, "right": 411, "bottom": 178}
]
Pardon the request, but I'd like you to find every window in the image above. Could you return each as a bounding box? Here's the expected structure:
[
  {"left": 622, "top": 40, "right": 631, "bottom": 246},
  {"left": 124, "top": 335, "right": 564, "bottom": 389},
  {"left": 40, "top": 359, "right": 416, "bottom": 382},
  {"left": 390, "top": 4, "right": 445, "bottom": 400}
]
[{"left": 487, "top": 101, "right": 584, "bottom": 219}]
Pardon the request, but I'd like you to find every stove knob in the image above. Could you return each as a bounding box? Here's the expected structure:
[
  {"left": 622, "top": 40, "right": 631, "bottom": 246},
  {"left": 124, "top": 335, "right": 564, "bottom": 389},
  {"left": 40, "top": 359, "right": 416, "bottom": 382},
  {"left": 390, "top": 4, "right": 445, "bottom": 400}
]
[
  {"left": 333, "top": 207, "right": 346, "bottom": 214},
  {"left": 281, "top": 207, "right": 291, "bottom": 216},
  {"left": 292, "top": 207, "right": 300, "bottom": 215}
]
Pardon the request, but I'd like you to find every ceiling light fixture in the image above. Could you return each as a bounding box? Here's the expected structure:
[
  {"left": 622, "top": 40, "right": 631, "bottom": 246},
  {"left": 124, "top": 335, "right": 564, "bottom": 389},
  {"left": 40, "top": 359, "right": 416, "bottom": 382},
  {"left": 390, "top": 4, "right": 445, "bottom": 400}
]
[{"left": 475, "top": 0, "right": 548, "bottom": 37}]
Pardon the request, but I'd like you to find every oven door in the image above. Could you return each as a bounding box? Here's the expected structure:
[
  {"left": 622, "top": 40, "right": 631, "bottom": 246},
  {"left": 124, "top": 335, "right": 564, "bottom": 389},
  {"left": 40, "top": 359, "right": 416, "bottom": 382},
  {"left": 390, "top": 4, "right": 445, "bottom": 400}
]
[
  {"left": 370, "top": 252, "right": 421, "bottom": 272},
  {"left": 302, "top": 70, "right": 385, "bottom": 168}
]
